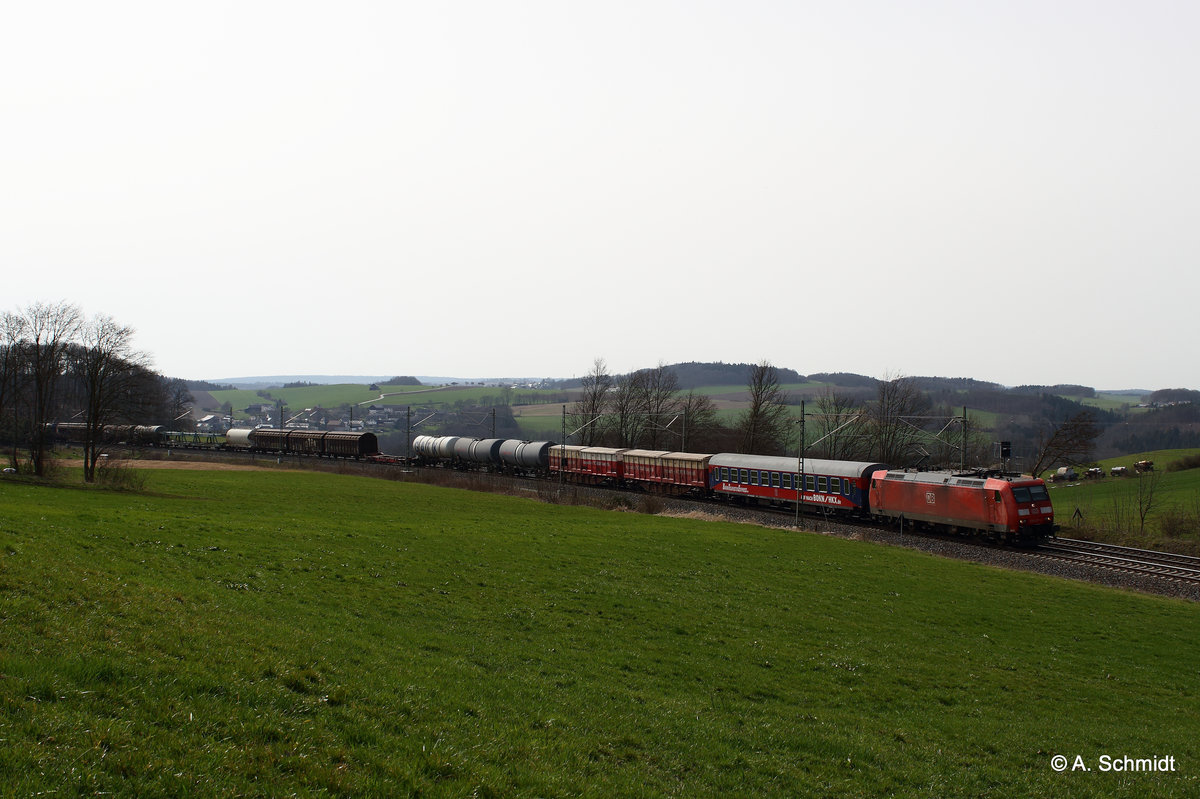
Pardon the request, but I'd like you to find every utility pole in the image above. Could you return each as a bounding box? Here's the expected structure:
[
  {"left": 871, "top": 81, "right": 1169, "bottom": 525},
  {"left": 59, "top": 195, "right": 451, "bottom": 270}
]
[
  {"left": 795, "top": 400, "right": 805, "bottom": 529},
  {"left": 961, "top": 405, "right": 967, "bottom": 473}
]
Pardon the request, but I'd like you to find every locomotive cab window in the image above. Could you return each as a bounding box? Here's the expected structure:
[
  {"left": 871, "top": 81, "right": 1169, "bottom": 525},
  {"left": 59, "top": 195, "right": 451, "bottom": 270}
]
[
  {"left": 1029, "top": 485, "right": 1050, "bottom": 502},
  {"left": 1011, "top": 487, "right": 1032, "bottom": 503},
  {"left": 994, "top": 490, "right": 1002, "bottom": 503}
]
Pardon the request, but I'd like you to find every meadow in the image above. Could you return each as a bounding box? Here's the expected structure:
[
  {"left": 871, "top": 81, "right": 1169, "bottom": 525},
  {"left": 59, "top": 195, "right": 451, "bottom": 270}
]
[
  {"left": 1049, "top": 449, "right": 1200, "bottom": 551},
  {"left": 1, "top": 467, "right": 1198, "bottom": 797},
  {"left": 208, "top": 384, "right": 468, "bottom": 417}
]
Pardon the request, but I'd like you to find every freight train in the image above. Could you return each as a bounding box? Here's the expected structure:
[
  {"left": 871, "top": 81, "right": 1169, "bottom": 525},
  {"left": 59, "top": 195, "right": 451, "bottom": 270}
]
[
  {"left": 413, "top": 435, "right": 1057, "bottom": 544},
  {"left": 48, "top": 423, "right": 1055, "bottom": 543},
  {"left": 225, "top": 428, "right": 380, "bottom": 458},
  {"left": 49, "top": 423, "right": 381, "bottom": 460}
]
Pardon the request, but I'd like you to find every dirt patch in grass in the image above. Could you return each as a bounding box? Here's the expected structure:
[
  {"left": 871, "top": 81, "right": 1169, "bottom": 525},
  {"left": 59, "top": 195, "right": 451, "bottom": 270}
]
[{"left": 57, "top": 459, "right": 286, "bottom": 472}]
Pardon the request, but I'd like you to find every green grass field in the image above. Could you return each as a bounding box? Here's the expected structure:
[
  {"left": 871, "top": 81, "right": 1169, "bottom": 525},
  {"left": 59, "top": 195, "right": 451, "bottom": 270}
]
[
  {"left": 2, "top": 466, "right": 1198, "bottom": 796},
  {"left": 209, "top": 384, "right": 552, "bottom": 420}
]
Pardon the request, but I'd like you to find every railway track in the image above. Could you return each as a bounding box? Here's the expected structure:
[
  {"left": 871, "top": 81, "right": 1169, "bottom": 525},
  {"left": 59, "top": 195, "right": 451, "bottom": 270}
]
[{"left": 1031, "top": 537, "right": 1200, "bottom": 586}]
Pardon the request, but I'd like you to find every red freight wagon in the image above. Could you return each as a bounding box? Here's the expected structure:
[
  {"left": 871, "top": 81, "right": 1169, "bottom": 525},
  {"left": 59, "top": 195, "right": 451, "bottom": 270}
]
[
  {"left": 548, "top": 445, "right": 626, "bottom": 483},
  {"left": 548, "top": 445, "right": 586, "bottom": 476},
  {"left": 660, "top": 451, "right": 711, "bottom": 491},
  {"left": 622, "top": 450, "right": 711, "bottom": 493},
  {"left": 580, "top": 447, "right": 626, "bottom": 482},
  {"left": 868, "top": 470, "right": 1055, "bottom": 543},
  {"left": 622, "top": 450, "right": 671, "bottom": 484}
]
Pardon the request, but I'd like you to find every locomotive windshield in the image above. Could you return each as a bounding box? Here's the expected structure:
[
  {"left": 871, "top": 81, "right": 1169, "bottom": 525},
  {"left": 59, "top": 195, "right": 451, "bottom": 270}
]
[{"left": 1012, "top": 485, "right": 1050, "bottom": 503}]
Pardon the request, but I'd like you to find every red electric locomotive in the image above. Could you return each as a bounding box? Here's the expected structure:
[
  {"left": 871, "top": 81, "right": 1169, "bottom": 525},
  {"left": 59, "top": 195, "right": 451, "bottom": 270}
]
[{"left": 868, "top": 469, "right": 1055, "bottom": 543}]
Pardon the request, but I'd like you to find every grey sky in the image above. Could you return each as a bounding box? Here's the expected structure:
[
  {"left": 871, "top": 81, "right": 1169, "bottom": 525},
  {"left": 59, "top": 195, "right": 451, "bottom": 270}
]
[{"left": 3, "top": 1, "right": 1197, "bottom": 389}]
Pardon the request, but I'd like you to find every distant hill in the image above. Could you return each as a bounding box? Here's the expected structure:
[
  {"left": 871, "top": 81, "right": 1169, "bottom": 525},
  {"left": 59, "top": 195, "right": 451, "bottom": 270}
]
[
  {"left": 553, "top": 362, "right": 807, "bottom": 390},
  {"left": 206, "top": 375, "right": 548, "bottom": 389},
  {"left": 669, "top": 361, "right": 804, "bottom": 389},
  {"left": 208, "top": 375, "right": 394, "bottom": 389}
]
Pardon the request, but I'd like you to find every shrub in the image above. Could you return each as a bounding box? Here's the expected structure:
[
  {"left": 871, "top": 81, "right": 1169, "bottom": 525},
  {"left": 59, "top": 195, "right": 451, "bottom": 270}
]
[
  {"left": 1165, "top": 454, "right": 1200, "bottom": 472},
  {"left": 637, "top": 495, "right": 666, "bottom": 515},
  {"left": 96, "top": 459, "right": 147, "bottom": 491},
  {"left": 1158, "top": 509, "right": 1199, "bottom": 539}
]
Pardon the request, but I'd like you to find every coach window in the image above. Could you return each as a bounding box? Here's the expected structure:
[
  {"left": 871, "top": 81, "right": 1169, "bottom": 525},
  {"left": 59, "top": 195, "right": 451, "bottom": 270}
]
[
  {"left": 806, "top": 475, "right": 816, "bottom": 491},
  {"left": 771, "top": 472, "right": 781, "bottom": 488},
  {"left": 740, "top": 469, "right": 749, "bottom": 483},
  {"left": 751, "top": 471, "right": 760, "bottom": 486},
  {"left": 818, "top": 476, "right": 828, "bottom": 493},
  {"left": 830, "top": 477, "right": 840, "bottom": 494},
  {"left": 782, "top": 473, "right": 792, "bottom": 490}
]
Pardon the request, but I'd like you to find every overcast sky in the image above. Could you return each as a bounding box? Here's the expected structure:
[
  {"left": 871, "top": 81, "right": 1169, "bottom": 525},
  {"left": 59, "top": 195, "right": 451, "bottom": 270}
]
[{"left": 3, "top": 1, "right": 1197, "bottom": 389}]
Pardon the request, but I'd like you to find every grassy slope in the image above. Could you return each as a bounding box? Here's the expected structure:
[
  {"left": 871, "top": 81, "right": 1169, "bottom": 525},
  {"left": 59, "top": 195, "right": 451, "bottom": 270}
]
[
  {"left": 1049, "top": 450, "right": 1200, "bottom": 549},
  {"left": 1049, "top": 450, "right": 1200, "bottom": 511},
  {"left": 2, "top": 470, "right": 1197, "bottom": 797}
]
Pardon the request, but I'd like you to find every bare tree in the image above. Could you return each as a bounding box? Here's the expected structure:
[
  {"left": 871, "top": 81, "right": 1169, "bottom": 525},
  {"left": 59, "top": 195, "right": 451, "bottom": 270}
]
[
  {"left": 1028, "top": 410, "right": 1100, "bottom": 478},
  {"left": 1, "top": 312, "right": 28, "bottom": 469},
  {"left": 678, "top": 390, "right": 721, "bottom": 452},
  {"left": 73, "top": 315, "right": 147, "bottom": 482},
  {"left": 867, "top": 373, "right": 932, "bottom": 465},
  {"left": 1134, "top": 468, "right": 1161, "bottom": 535},
  {"left": 569, "top": 357, "right": 611, "bottom": 446},
  {"left": 15, "top": 302, "right": 82, "bottom": 476},
  {"left": 164, "top": 378, "right": 195, "bottom": 427},
  {"left": 736, "top": 361, "right": 791, "bottom": 455},
  {"left": 609, "top": 370, "right": 647, "bottom": 447},
  {"left": 810, "top": 388, "right": 865, "bottom": 460},
  {"left": 638, "top": 362, "right": 683, "bottom": 449}
]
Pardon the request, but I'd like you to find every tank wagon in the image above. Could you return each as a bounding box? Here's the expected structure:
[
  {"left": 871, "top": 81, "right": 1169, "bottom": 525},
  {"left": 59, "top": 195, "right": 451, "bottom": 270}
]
[
  {"left": 499, "top": 439, "right": 552, "bottom": 470},
  {"left": 868, "top": 469, "right": 1054, "bottom": 543},
  {"left": 412, "top": 434, "right": 553, "bottom": 473}
]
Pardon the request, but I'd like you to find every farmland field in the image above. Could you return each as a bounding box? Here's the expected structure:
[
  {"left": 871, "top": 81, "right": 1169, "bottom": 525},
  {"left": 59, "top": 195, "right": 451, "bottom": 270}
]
[
  {"left": 1048, "top": 449, "right": 1200, "bottom": 550},
  {"left": 1, "top": 466, "right": 1198, "bottom": 796},
  {"left": 208, "top": 383, "right": 553, "bottom": 420}
]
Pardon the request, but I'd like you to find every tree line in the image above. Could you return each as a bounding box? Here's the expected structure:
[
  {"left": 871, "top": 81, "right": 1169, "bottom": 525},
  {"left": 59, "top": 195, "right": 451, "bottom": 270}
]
[
  {"left": 566, "top": 359, "right": 948, "bottom": 463},
  {"left": 1, "top": 302, "right": 190, "bottom": 482},
  {"left": 565, "top": 359, "right": 1101, "bottom": 474}
]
